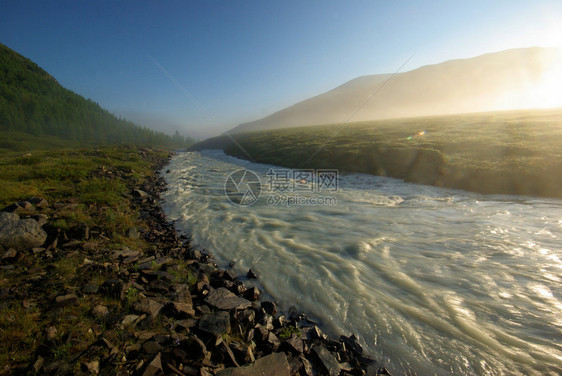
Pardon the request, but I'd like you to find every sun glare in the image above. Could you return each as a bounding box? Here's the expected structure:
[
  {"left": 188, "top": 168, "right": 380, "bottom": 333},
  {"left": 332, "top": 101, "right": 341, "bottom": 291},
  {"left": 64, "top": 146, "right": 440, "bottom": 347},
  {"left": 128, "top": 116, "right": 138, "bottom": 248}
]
[
  {"left": 530, "top": 50, "right": 562, "bottom": 108},
  {"left": 495, "top": 47, "right": 562, "bottom": 111}
]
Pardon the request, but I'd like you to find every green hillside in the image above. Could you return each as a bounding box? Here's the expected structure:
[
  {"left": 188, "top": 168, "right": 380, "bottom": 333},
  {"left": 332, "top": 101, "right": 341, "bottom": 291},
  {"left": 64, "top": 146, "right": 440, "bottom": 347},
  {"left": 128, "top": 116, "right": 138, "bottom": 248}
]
[
  {"left": 191, "top": 109, "right": 562, "bottom": 199},
  {"left": 0, "top": 43, "right": 192, "bottom": 149}
]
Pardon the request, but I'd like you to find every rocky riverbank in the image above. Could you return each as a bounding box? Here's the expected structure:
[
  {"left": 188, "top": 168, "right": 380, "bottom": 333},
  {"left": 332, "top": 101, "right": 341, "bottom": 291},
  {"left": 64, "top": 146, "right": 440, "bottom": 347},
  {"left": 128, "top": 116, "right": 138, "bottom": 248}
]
[{"left": 0, "top": 147, "right": 390, "bottom": 375}]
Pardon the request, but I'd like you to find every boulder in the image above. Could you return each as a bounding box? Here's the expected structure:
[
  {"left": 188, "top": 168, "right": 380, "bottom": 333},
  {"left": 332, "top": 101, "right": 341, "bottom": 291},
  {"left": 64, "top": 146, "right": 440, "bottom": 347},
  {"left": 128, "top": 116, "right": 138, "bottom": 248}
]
[
  {"left": 205, "top": 287, "right": 251, "bottom": 310},
  {"left": 243, "top": 287, "right": 260, "bottom": 301},
  {"left": 0, "top": 212, "right": 47, "bottom": 251},
  {"left": 312, "top": 346, "right": 340, "bottom": 376},
  {"left": 216, "top": 352, "right": 290, "bottom": 376},
  {"left": 133, "top": 299, "right": 163, "bottom": 318},
  {"left": 198, "top": 311, "right": 231, "bottom": 337},
  {"left": 181, "top": 335, "right": 207, "bottom": 361},
  {"left": 141, "top": 352, "right": 162, "bottom": 376},
  {"left": 54, "top": 294, "right": 78, "bottom": 308}
]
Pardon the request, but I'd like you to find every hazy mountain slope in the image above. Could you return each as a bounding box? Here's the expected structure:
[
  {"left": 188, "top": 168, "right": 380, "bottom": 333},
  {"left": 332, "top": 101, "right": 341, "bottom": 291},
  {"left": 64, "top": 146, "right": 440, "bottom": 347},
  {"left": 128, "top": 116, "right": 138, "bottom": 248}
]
[
  {"left": 230, "top": 47, "right": 560, "bottom": 133},
  {"left": 0, "top": 43, "right": 192, "bottom": 147}
]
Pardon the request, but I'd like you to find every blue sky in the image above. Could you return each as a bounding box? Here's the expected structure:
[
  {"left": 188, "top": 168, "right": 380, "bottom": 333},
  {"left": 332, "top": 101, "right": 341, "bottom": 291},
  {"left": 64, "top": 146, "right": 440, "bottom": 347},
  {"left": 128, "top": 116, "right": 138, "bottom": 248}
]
[{"left": 2, "top": 1, "right": 562, "bottom": 139}]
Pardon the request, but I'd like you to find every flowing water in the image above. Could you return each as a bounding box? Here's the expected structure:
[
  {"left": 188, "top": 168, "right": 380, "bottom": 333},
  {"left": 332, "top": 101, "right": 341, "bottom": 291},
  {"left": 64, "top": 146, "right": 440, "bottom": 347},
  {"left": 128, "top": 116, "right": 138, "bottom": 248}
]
[{"left": 161, "top": 150, "right": 562, "bottom": 375}]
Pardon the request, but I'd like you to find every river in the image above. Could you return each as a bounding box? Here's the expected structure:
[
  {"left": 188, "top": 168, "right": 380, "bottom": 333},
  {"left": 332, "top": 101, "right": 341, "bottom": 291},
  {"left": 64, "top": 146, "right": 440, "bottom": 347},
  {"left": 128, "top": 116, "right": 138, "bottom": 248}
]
[{"left": 161, "top": 149, "right": 562, "bottom": 375}]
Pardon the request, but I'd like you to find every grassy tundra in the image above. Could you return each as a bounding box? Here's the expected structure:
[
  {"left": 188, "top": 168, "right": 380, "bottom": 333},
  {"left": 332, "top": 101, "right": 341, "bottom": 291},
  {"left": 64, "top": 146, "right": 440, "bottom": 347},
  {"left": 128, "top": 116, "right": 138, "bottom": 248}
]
[{"left": 199, "top": 108, "right": 562, "bottom": 199}]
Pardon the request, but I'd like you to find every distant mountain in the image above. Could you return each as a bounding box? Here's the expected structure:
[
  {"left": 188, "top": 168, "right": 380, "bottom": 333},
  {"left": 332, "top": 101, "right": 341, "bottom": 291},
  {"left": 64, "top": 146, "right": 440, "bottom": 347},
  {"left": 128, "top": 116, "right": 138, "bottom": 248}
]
[
  {"left": 229, "top": 47, "right": 561, "bottom": 134},
  {"left": 0, "top": 43, "right": 192, "bottom": 147}
]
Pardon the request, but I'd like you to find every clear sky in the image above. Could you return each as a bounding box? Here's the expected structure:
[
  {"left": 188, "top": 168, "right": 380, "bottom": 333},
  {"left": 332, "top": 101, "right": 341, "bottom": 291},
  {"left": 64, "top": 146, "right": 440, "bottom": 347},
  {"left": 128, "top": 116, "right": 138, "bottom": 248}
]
[{"left": 1, "top": 1, "right": 562, "bottom": 139}]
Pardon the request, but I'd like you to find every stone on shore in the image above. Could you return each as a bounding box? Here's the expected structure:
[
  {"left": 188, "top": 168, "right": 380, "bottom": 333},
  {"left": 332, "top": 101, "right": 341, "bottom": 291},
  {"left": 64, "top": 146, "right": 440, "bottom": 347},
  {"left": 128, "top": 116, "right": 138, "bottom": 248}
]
[
  {"left": 0, "top": 212, "right": 47, "bottom": 251},
  {"left": 312, "top": 346, "right": 341, "bottom": 376},
  {"left": 216, "top": 352, "right": 290, "bottom": 376},
  {"left": 198, "top": 311, "right": 231, "bottom": 337},
  {"left": 205, "top": 287, "right": 252, "bottom": 310},
  {"left": 133, "top": 298, "right": 163, "bottom": 318}
]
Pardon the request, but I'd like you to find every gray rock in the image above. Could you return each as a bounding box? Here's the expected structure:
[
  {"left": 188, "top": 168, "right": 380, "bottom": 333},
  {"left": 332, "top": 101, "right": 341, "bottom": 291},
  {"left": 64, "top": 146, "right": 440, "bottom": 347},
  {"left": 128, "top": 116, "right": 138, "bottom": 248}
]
[
  {"left": 133, "top": 298, "right": 163, "bottom": 318},
  {"left": 91, "top": 305, "right": 109, "bottom": 319},
  {"left": 81, "top": 359, "right": 100, "bottom": 374},
  {"left": 27, "top": 197, "right": 48, "bottom": 208},
  {"left": 128, "top": 227, "right": 140, "bottom": 239},
  {"left": 312, "top": 346, "right": 341, "bottom": 376},
  {"left": 133, "top": 189, "right": 150, "bottom": 199},
  {"left": 284, "top": 335, "right": 304, "bottom": 354},
  {"left": 261, "top": 300, "right": 278, "bottom": 316},
  {"left": 122, "top": 314, "right": 142, "bottom": 327},
  {"left": 246, "top": 269, "right": 257, "bottom": 279},
  {"left": 1, "top": 248, "right": 18, "bottom": 261},
  {"left": 142, "top": 341, "right": 162, "bottom": 355},
  {"left": 205, "top": 287, "right": 251, "bottom": 311},
  {"left": 141, "top": 352, "right": 162, "bottom": 376},
  {"left": 243, "top": 287, "right": 260, "bottom": 301},
  {"left": 99, "top": 279, "right": 124, "bottom": 298},
  {"left": 198, "top": 311, "right": 231, "bottom": 337},
  {"left": 54, "top": 294, "right": 78, "bottom": 307},
  {"left": 165, "top": 301, "right": 195, "bottom": 318},
  {"left": 182, "top": 335, "right": 207, "bottom": 360},
  {"left": 0, "top": 212, "right": 47, "bottom": 251},
  {"left": 82, "top": 283, "right": 99, "bottom": 295},
  {"left": 216, "top": 352, "right": 291, "bottom": 376}
]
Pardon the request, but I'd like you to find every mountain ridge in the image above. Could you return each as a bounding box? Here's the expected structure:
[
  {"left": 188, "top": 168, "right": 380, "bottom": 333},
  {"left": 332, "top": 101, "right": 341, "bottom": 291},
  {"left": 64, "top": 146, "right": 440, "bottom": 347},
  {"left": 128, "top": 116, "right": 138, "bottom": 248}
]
[
  {"left": 229, "top": 46, "right": 561, "bottom": 134},
  {"left": 0, "top": 42, "right": 192, "bottom": 148}
]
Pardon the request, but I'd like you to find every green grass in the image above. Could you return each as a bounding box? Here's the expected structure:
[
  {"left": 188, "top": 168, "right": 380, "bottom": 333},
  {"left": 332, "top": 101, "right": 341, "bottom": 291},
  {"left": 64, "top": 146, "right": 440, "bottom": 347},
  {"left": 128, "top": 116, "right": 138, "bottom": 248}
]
[
  {"left": 221, "top": 108, "right": 562, "bottom": 198},
  {"left": 0, "top": 142, "right": 170, "bottom": 373}
]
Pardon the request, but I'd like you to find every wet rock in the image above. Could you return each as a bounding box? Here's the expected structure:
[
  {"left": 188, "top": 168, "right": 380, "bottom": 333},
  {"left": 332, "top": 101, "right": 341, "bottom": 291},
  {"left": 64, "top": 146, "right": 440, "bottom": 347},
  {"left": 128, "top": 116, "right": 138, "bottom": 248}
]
[
  {"left": 199, "top": 311, "right": 231, "bottom": 337},
  {"left": 283, "top": 336, "right": 304, "bottom": 354},
  {"left": 243, "top": 287, "right": 260, "bottom": 301},
  {"left": 230, "top": 280, "right": 247, "bottom": 295},
  {"left": 0, "top": 212, "right": 47, "bottom": 251},
  {"left": 205, "top": 287, "right": 252, "bottom": 311},
  {"left": 54, "top": 294, "right": 78, "bottom": 308},
  {"left": 341, "top": 334, "right": 363, "bottom": 356},
  {"left": 273, "top": 315, "right": 286, "bottom": 329},
  {"left": 133, "top": 298, "right": 163, "bottom": 318},
  {"left": 267, "top": 332, "right": 281, "bottom": 350},
  {"left": 312, "top": 346, "right": 341, "bottom": 376},
  {"left": 216, "top": 352, "right": 291, "bottom": 376},
  {"left": 261, "top": 301, "right": 278, "bottom": 316},
  {"left": 246, "top": 269, "right": 258, "bottom": 279}
]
